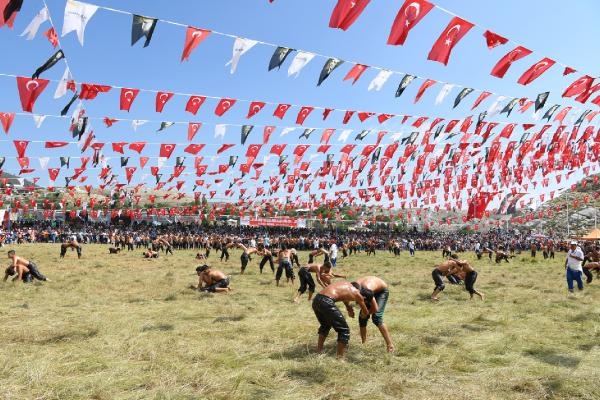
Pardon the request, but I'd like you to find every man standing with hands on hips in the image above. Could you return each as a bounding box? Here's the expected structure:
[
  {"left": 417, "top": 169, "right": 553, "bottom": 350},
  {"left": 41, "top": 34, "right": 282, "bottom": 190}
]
[{"left": 566, "top": 241, "right": 584, "bottom": 295}]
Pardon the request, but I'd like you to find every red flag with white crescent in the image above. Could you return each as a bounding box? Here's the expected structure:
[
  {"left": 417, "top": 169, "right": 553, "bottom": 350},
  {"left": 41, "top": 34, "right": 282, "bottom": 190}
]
[
  {"left": 388, "top": 0, "right": 434, "bottom": 45},
  {"left": 125, "top": 167, "right": 136, "bottom": 183},
  {"left": 414, "top": 79, "right": 436, "bottom": 103},
  {"left": 471, "top": 91, "right": 492, "bottom": 110},
  {"left": 263, "top": 126, "right": 275, "bottom": 143},
  {"left": 129, "top": 142, "right": 146, "bottom": 154},
  {"left": 246, "top": 144, "right": 262, "bottom": 158},
  {"left": 111, "top": 142, "right": 127, "bottom": 154},
  {"left": 140, "top": 156, "right": 149, "bottom": 168},
  {"left": 185, "top": 95, "right": 206, "bottom": 115},
  {"left": 184, "top": 144, "right": 204, "bottom": 155},
  {"left": 320, "top": 128, "right": 335, "bottom": 144},
  {"left": 562, "top": 75, "right": 594, "bottom": 98},
  {"left": 0, "top": 112, "right": 15, "bottom": 134},
  {"left": 155, "top": 91, "right": 174, "bottom": 112},
  {"left": 214, "top": 98, "right": 236, "bottom": 116},
  {"left": 187, "top": 122, "right": 201, "bottom": 141},
  {"left": 181, "top": 26, "right": 211, "bottom": 61},
  {"left": 270, "top": 144, "right": 286, "bottom": 155},
  {"left": 48, "top": 168, "right": 60, "bottom": 181},
  {"left": 45, "top": 141, "right": 68, "bottom": 148},
  {"left": 490, "top": 46, "right": 532, "bottom": 78},
  {"left": 159, "top": 143, "right": 176, "bottom": 158},
  {"left": 273, "top": 103, "right": 291, "bottom": 119},
  {"left": 247, "top": 101, "right": 266, "bottom": 118},
  {"left": 329, "top": 0, "right": 370, "bottom": 30},
  {"left": 517, "top": 57, "right": 555, "bottom": 85},
  {"left": 483, "top": 30, "right": 508, "bottom": 49},
  {"left": 16, "top": 77, "right": 49, "bottom": 112},
  {"left": 427, "top": 17, "right": 474, "bottom": 66},
  {"left": 296, "top": 106, "right": 314, "bottom": 125},
  {"left": 343, "top": 63, "right": 368, "bottom": 84},
  {"left": 119, "top": 88, "right": 140, "bottom": 112},
  {"left": 13, "top": 140, "right": 29, "bottom": 158}
]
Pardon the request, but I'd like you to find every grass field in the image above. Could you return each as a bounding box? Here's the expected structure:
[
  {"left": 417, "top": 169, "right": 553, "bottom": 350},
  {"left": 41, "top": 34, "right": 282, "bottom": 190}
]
[{"left": 1, "top": 244, "right": 600, "bottom": 400}]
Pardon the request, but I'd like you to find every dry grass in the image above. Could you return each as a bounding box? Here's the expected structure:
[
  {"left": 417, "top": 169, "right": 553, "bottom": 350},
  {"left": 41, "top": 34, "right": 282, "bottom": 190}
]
[{"left": 1, "top": 244, "right": 600, "bottom": 399}]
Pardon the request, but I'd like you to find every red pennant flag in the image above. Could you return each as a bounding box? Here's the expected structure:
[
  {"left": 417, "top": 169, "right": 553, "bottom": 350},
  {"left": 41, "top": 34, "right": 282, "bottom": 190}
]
[
  {"left": 48, "top": 168, "right": 60, "bottom": 181},
  {"left": 125, "top": 167, "right": 136, "bottom": 183},
  {"left": 517, "top": 57, "right": 555, "bottom": 85},
  {"left": 323, "top": 108, "right": 333, "bottom": 120},
  {"left": 129, "top": 142, "right": 146, "bottom": 154},
  {"left": 387, "top": 0, "right": 434, "bottom": 45},
  {"left": 293, "top": 144, "right": 310, "bottom": 157},
  {"left": 491, "top": 46, "right": 532, "bottom": 78},
  {"left": 181, "top": 26, "right": 211, "bottom": 61},
  {"left": 217, "top": 144, "right": 235, "bottom": 154},
  {"left": 119, "top": 88, "right": 139, "bottom": 112},
  {"left": 0, "top": 112, "right": 15, "bottom": 134},
  {"left": 45, "top": 141, "right": 68, "bottom": 148},
  {"left": 471, "top": 91, "right": 491, "bottom": 110},
  {"left": 414, "top": 79, "right": 436, "bottom": 103},
  {"left": 184, "top": 144, "right": 204, "bottom": 155},
  {"left": 103, "top": 117, "right": 118, "bottom": 127},
  {"left": 342, "top": 110, "right": 355, "bottom": 124},
  {"left": 185, "top": 95, "right": 206, "bottom": 115},
  {"left": 44, "top": 27, "right": 58, "bottom": 48},
  {"left": 187, "top": 122, "right": 201, "bottom": 141},
  {"left": 263, "top": 126, "right": 275, "bottom": 143},
  {"left": 483, "top": 30, "right": 508, "bottom": 49},
  {"left": 317, "top": 144, "right": 331, "bottom": 153},
  {"left": 16, "top": 77, "right": 49, "bottom": 112},
  {"left": 79, "top": 84, "right": 111, "bottom": 100},
  {"left": 320, "top": 128, "right": 335, "bottom": 144},
  {"left": 377, "top": 113, "right": 394, "bottom": 123},
  {"left": 563, "top": 67, "right": 576, "bottom": 75},
  {"left": 296, "top": 106, "right": 314, "bottom": 125},
  {"left": 246, "top": 144, "right": 262, "bottom": 158},
  {"left": 329, "top": 0, "right": 370, "bottom": 30},
  {"left": 13, "top": 140, "right": 29, "bottom": 158},
  {"left": 340, "top": 144, "right": 356, "bottom": 154},
  {"left": 343, "top": 63, "right": 368, "bottom": 84},
  {"left": 159, "top": 144, "right": 176, "bottom": 158},
  {"left": 427, "top": 17, "right": 474, "bottom": 65},
  {"left": 214, "top": 98, "right": 236, "bottom": 116},
  {"left": 562, "top": 75, "right": 594, "bottom": 98},
  {"left": 111, "top": 142, "right": 127, "bottom": 154},
  {"left": 247, "top": 101, "right": 266, "bottom": 119},
  {"left": 140, "top": 156, "right": 149, "bottom": 168},
  {"left": 155, "top": 91, "right": 174, "bottom": 112},
  {"left": 273, "top": 103, "right": 291, "bottom": 119},
  {"left": 357, "top": 111, "right": 375, "bottom": 122},
  {"left": 270, "top": 144, "right": 286, "bottom": 155},
  {"left": 218, "top": 164, "right": 229, "bottom": 174}
]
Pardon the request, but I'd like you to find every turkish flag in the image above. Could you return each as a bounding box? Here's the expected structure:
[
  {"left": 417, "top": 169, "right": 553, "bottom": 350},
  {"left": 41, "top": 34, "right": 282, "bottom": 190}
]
[
  {"left": 562, "top": 75, "right": 594, "bottom": 98},
  {"left": 483, "top": 30, "right": 508, "bottom": 49},
  {"left": 317, "top": 144, "right": 331, "bottom": 153},
  {"left": 343, "top": 63, "right": 368, "bottom": 84},
  {"left": 155, "top": 91, "right": 174, "bottom": 112},
  {"left": 471, "top": 91, "right": 491, "bottom": 110},
  {"left": 187, "top": 122, "right": 201, "bottom": 141},
  {"left": 323, "top": 108, "right": 333, "bottom": 120},
  {"left": 129, "top": 142, "right": 146, "bottom": 154},
  {"left": 263, "top": 126, "right": 275, "bottom": 143},
  {"left": 16, "top": 77, "right": 49, "bottom": 112},
  {"left": 0, "top": 112, "right": 15, "bottom": 133},
  {"left": 414, "top": 79, "right": 436, "bottom": 103},
  {"left": 45, "top": 141, "right": 68, "bottom": 148},
  {"left": 517, "top": 58, "right": 555, "bottom": 85},
  {"left": 184, "top": 144, "right": 204, "bottom": 155},
  {"left": 159, "top": 143, "right": 176, "bottom": 158},
  {"left": 329, "top": 0, "right": 370, "bottom": 30},
  {"left": 112, "top": 142, "right": 127, "bottom": 154},
  {"left": 340, "top": 144, "right": 356, "bottom": 154},
  {"left": 140, "top": 156, "right": 149, "bottom": 168},
  {"left": 270, "top": 144, "right": 286, "bottom": 155},
  {"left": 293, "top": 144, "right": 310, "bottom": 157},
  {"left": 125, "top": 167, "right": 136, "bottom": 183},
  {"left": 427, "top": 17, "right": 474, "bottom": 65},
  {"left": 17, "top": 157, "right": 29, "bottom": 168},
  {"left": 246, "top": 144, "right": 262, "bottom": 158},
  {"left": 79, "top": 84, "right": 111, "bottom": 100},
  {"left": 150, "top": 166, "right": 159, "bottom": 176},
  {"left": 103, "top": 117, "right": 118, "bottom": 127},
  {"left": 491, "top": 46, "right": 532, "bottom": 78},
  {"left": 48, "top": 168, "right": 60, "bottom": 181},
  {"left": 217, "top": 144, "right": 235, "bottom": 154},
  {"left": 246, "top": 101, "right": 266, "bottom": 118},
  {"left": 273, "top": 103, "right": 291, "bottom": 119},
  {"left": 218, "top": 164, "right": 229, "bottom": 174},
  {"left": 185, "top": 95, "right": 206, "bottom": 115},
  {"left": 296, "top": 106, "right": 314, "bottom": 125},
  {"left": 44, "top": 27, "right": 58, "bottom": 48},
  {"left": 214, "top": 98, "right": 236, "bottom": 116},
  {"left": 342, "top": 110, "right": 355, "bottom": 124},
  {"left": 388, "top": 0, "right": 434, "bottom": 45},
  {"left": 13, "top": 140, "right": 29, "bottom": 158},
  {"left": 119, "top": 88, "right": 139, "bottom": 111},
  {"left": 377, "top": 113, "right": 394, "bottom": 123},
  {"left": 320, "top": 128, "right": 335, "bottom": 144},
  {"left": 181, "top": 26, "right": 211, "bottom": 61}
]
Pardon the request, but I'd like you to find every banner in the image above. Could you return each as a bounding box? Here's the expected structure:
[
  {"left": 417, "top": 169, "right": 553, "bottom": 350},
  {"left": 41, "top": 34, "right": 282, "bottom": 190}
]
[{"left": 240, "top": 216, "right": 306, "bottom": 228}]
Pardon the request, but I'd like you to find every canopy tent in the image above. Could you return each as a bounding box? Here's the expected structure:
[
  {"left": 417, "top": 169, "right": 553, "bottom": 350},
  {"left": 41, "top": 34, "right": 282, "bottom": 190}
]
[{"left": 580, "top": 228, "right": 600, "bottom": 241}]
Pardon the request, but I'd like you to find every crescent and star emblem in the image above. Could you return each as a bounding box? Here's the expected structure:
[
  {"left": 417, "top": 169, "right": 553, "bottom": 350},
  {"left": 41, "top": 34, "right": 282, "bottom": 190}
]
[
  {"left": 159, "top": 93, "right": 170, "bottom": 103},
  {"left": 221, "top": 101, "right": 231, "bottom": 111},
  {"left": 191, "top": 123, "right": 199, "bottom": 130},
  {"left": 191, "top": 30, "right": 204, "bottom": 39},
  {"left": 404, "top": 2, "right": 421, "bottom": 26},
  {"left": 164, "top": 145, "right": 173, "bottom": 152},
  {"left": 445, "top": 24, "right": 462, "bottom": 46},
  {"left": 124, "top": 90, "right": 134, "bottom": 102},
  {"left": 26, "top": 80, "right": 39, "bottom": 92}
]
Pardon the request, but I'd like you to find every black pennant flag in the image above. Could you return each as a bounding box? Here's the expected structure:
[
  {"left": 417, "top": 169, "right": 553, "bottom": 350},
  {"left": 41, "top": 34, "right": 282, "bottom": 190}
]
[
  {"left": 60, "top": 93, "right": 79, "bottom": 116},
  {"left": 371, "top": 147, "right": 381, "bottom": 164},
  {"left": 401, "top": 132, "right": 419, "bottom": 145},
  {"left": 317, "top": 58, "right": 343, "bottom": 86},
  {"left": 155, "top": 173, "right": 162, "bottom": 184},
  {"left": 355, "top": 129, "right": 370, "bottom": 140},
  {"left": 453, "top": 88, "right": 473, "bottom": 108},
  {"left": 32, "top": 50, "right": 65, "bottom": 79},
  {"left": 0, "top": 157, "right": 5, "bottom": 169},
  {"left": 268, "top": 47, "right": 294, "bottom": 71},
  {"left": 72, "top": 116, "right": 88, "bottom": 140},
  {"left": 396, "top": 74, "right": 415, "bottom": 98},
  {"left": 229, "top": 155, "right": 238, "bottom": 166},
  {"left": 500, "top": 98, "right": 519, "bottom": 116},
  {"left": 326, "top": 153, "right": 334, "bottom": 166},
  {"left": 65, "top": 177, "right": 71, "bottom": 187},
  {"left": 241, "top": 125, "right": 253, "bottom": 145},
  {"left": 278, "top": 155, "right": 288, "bottom": 166},
  {"left": 433, "top": 125, "right": 444, "bottom": 139},
  {"left": 175, "top": 157, "right": 185, "bottom": 167},
  {"left": 534, "top": 92, "right": 549, "bottom": 113},
  {"left": 3, "top": 0, "right": 23, "bottom": 22},
  {"left": 120, "top": 157, "right": 129, "bottom": 167},
  {"left": 131, "top": 15, "right": 158, "bottom": 47},
  {"left": 157, "top": 121, "right": 174, "bottom": 132},
  {"left": 60, "top": 157, "right": 70, "bottom": 168},
  {"left": 477, "top": 111, "right": 487, "bottom": 127},
  {"left": 542, "top": 104, "right": 560, "bottom": 121},
  {"left": 575, "top": 110, "right": 591, "bottom": 126},
  {"left": 299, "top": 128, "right": 315, "bottom": 139}
]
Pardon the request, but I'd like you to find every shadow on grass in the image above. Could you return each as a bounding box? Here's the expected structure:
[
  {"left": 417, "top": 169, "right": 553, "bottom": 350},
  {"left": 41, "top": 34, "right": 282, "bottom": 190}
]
[
  {"left": 34, "top": 328, "right": 99, "bottom": 344},
  {"left": 286, "top": 365, "right": 328, "bottom": 384},
  {"left": 141, "top": 323, "right": 174, "bottom": 332},
  {"left": 213, "top": 315, "right": 244, "bottom": 323},
  {"left": 268, "top": 343, "right": 312, "bottom": 361},
  {"left": 524, "top": 347, "right": 581, "bottom": 368}
]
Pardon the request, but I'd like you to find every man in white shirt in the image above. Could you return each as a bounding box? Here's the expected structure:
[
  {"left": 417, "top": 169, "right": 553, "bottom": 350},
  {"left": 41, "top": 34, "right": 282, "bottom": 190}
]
[
  {"left": 329, "top": 241, "right": 338, "bottom": 267},
  {"left": 566, "top": 241, "right": 584, "bottom": 293}
]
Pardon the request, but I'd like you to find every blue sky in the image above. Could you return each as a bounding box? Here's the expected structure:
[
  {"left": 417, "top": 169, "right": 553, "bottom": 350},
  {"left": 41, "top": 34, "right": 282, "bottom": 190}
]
[{"left": 0, "top": 0, "right": 599, "bottom": 213}]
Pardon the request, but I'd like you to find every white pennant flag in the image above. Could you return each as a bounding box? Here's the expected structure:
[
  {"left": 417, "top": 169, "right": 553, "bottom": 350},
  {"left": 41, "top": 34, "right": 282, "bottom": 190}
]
[
  {"left": 20, "top": 6, "right": 49, "bottom": 40},
  {"left": 157, "top": 157, "right": 167, "bottom": 168},
  {"left": 288, "top": 51, "right": 315, "bottom": 78},
  {"left": 101, "top": 156, "right": 109, "bottom": 168},
  {"left": 131, "top": 120, "right": 147, "bottom": 131},
  {"left": 280, "top": 127, "right": 295, "bottom": 137},
  {"left": 62, "top": 0, "right": 99, "bottom": 46},
  {"left": 54, "top": 67, "right": 71, "bottom": 99},
  {"left": 214, "top": 124, "right": 227, "bottom": 139},
  {"left": 487, "top": 96, "right": 507, "bottom": 116},
  {"left": 435, "top": 84, "right": 454, "bottom": 105},
  {"left": 38, "top": 157, "right": 50, "bottom": 169},
  {"left": 226, "top": 37, "right": 258, "bottom": 74},
  {"left": 32, "top": 114, "right": 47, "bottom": 128},
  {"left": 367, "top": 70, "right": 393, "bottom": 91},
  {"left": 338, "top": 129, "right": 352, "bottom": 142}
]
